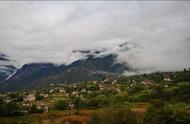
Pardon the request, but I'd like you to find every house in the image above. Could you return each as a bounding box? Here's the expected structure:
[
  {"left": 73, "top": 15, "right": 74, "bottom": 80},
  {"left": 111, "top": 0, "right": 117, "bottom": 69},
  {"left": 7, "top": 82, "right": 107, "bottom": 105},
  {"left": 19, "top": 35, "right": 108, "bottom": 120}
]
[
  {"left": 22, "top": 101, "right": 32, "bottom": 108},
  {"left": 112, "top": 80, "right": 117, "bottom": 85},
  {"left": 58, "top": 88, "right": 66, "bottom": 93},
  {"left": 81, "top": 88, "right": 86, "bottom": 92},
  {"left": 100, "top": 80, "right": 105, "bottom": 84},
  {"left": 87, "top": 91, "right": 92, "bottom": 94},
  {"left": 115, "top": 88, "right": 121, "bottom": 93},
  {"left": 164, "top": 74, "right": 172, "bottom": 82},
  {"left": 36, "top": 102, "right": 49, "bottom": 112},
  {"left": 24, "top": 94, "right": 36, "bottom": 102},
  {"left": 142, "top": 80, "right": 153, "bottom": 87},
  {"left": 92, "top": 81, "right": 97, "bottom": 84},
  {"left": 99, "top": 85, "right": 104, "bottom": 90},
  {"left": 72, "top": 91, "right": 78, "bottom": 95},
  {"left": 4, "top": 96, "right": 11, "bottom": 103},
  {"left": 73, "top": 83, "right": 77, "bottom": 88},
  {"left": 49, "top": 89, "right": 55, "bottom": 93},
  {"left": 58, "top": 83, "right": 65, "bottom": 86},
  {"left": 68, "top": 103, "right": 75, "bottom": 109},
  {"left": 40, "top": 93, "right": 48, "bottom": 98}
]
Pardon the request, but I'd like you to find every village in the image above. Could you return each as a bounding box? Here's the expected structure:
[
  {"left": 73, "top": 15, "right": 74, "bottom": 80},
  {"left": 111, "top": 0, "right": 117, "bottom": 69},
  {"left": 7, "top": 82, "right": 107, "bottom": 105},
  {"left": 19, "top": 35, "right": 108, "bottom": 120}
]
[
  {"left": 0, "top": 70, "right": 190, "bottom": 124},
  {"left": 0, "top": 72, "right": 174, "bottom": 115}
]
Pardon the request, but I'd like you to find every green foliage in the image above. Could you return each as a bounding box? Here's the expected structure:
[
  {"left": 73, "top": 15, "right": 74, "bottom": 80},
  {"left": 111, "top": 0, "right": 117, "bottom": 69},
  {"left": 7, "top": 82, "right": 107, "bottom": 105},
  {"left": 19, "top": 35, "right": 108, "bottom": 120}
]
[
  {"left": 145, "top": 103, "right": 190, "bottom": 124},
  {"left": 55, "top": 99, "right": 68, "bottom": 110},
  {"left": 30, "top": 104, "right": 43, "bottom": 113},
  {"left": 73, "top": 97, "right": 86, "bottom": 109},
  {"left": 173, "top": 71, "right": 190, "bottom": 82},
  {"left": 87, "top": 84, "right": 98, "bottom": 91},
  {"left": 151, "top": 99, "right": 164, "bottom": 108},
  {"left": 87, "top": 98, "right": 99, "bottom": 108},
  {"left": 0, "top": 103, "right": 9, "bottom": 116},
  {"left": 131, "top": 89, "right": 158, "bottom": 102},
  {"left": 128, "top": 83, "right": 144, "bottom": 95},
  {"left": 112, "top": 92, "right": 128, "bottom": 104},
  {"left": 7, "top": 93, "right": 23, "bottom": 102},
  {"left": 95, "top": 95, "right": 110, "bottom": 107},
  {"left": 36, "top": 94, "right": 44, "bottom": 100},
  {"left": 0, "top": 102, "right": 20, "bottom": 116},
  {"left": 89, "top": 108, "right": 143, "bottom": 124}
]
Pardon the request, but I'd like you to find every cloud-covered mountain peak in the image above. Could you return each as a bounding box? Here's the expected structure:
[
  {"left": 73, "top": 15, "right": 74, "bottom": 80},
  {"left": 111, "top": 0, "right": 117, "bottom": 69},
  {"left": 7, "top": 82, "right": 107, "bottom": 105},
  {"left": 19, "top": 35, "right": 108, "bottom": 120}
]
[{"left": 0, "top": 53, "right": 18, "bottom": 82}]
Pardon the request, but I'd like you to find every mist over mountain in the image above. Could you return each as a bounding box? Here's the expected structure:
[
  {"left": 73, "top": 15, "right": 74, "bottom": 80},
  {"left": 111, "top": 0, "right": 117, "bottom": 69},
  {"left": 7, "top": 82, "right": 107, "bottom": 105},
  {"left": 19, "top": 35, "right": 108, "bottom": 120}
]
[
  {"left": 0, "top": 53, "right": 18, "bottom": 83},
  {"left": 0, "top": 42, "right": 132, "bottom": 92},
  {"left": 0, "top": 1, "right": 190, "bottom": 92},
  {"left": 0, "top": 53, "right": 129, "bottom": 92},
  {"left": 0, "top": 1, "right": 190, "bottom": 72}
]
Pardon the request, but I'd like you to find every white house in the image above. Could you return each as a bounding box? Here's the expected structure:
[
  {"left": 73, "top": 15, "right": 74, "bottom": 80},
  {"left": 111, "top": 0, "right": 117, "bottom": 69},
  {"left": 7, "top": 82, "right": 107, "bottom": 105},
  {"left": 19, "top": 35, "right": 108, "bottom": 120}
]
[
  {"left": 164, "top": 74, "right": 172, "bottom": 82},
  {"left": 24, "top": 94, "right": 36, "bottom": 102}
]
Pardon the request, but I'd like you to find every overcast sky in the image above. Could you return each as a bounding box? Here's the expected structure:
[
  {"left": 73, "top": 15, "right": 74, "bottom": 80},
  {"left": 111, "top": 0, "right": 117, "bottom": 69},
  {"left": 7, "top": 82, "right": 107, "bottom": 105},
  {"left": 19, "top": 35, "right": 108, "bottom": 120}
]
[{"left": 0, "top": 1, "right": 190, "bottom": 72}]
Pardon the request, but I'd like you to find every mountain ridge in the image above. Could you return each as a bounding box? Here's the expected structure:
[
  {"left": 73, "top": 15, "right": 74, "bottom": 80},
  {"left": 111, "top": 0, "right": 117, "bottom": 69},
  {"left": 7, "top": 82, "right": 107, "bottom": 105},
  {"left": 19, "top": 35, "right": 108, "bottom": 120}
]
[
  {"left": 0, "top": 54, "right": 129, "bottom": 92},
  {"left": 0, "top": 53, "right": 18, "bottom": 83}
]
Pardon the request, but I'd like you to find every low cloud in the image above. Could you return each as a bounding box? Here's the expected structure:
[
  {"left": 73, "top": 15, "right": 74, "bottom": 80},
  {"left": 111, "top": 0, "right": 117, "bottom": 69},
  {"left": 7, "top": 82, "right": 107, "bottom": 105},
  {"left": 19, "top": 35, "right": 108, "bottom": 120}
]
[{"left": 0, "top": 1, "right": 189, "bottom": 73}]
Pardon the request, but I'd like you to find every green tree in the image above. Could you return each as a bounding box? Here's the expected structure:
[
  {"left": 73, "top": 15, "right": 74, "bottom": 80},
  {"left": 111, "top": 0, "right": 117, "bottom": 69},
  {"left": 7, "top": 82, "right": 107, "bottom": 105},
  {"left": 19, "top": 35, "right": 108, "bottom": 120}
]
[
  {"left": 30, "top": 104, "right": 43, "bottom": 113},
  {"left": 55, "top": 99, "right": 68, "bottom": 110},
  {"left": 36, "top": 94, "right": 44, "bottom": 101}
]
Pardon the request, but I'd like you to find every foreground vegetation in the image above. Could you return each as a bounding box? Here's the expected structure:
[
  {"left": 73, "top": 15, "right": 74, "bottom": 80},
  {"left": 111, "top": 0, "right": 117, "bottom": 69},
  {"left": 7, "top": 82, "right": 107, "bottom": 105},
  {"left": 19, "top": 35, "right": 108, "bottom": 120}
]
[{"left": 0, "top": 70, "right": 190, "bottom": 124}]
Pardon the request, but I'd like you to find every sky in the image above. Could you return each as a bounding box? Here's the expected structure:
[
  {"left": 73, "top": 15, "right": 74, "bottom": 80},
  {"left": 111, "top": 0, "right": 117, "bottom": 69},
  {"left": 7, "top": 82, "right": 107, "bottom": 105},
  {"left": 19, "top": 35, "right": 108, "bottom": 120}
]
[{"left": 0, "top": 1, "right": 190, "bottom": 73}]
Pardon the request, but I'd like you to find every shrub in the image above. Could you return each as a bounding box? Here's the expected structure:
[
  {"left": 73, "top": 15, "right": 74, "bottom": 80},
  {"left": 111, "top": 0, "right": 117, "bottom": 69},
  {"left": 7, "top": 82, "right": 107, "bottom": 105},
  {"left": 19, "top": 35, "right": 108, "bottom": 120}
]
[
  {"left": 30, "top": 105, "right": 43, "bottom": 113},
  {"left": 36, "top": 94, "right": 45, "bottom": 100},
  {"left": 112, "top": 92, "right": 128, "bottom": 104},
  {"left": 89, "top": 108, "right": 143, "bottom": 124},
  {"left": 55, "top": 99, "right": 68, "bottom": 110},
  {"left": 144, "top": 103, "right": 190, "bottom": 124}
]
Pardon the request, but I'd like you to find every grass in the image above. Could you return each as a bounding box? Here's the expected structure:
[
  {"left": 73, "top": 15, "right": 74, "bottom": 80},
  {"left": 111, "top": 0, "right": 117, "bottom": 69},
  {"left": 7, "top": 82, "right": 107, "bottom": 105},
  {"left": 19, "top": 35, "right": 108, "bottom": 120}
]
[{"left": 0, "top": 109, "right": 93, "bottom": 124}]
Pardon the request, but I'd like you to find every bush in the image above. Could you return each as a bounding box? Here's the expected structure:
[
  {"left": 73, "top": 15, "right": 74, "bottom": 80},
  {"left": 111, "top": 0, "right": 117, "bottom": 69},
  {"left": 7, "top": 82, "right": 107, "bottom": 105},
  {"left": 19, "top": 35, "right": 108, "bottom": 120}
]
[
  {"left": 87, "top": 98, "right": 99, "bottom": 108},
  {"left": 111, "top": 92, "right": 128, "bottom": 104},
  {"left": 55, "top": 99, "right": 68, "bottom": 110},
  {"left": 89, "top": 108, "right": 143, "bottom": 124},
  {"left": 144, "top": 103, "right": 190, "bottom": 124},
  {"left": 30, "top": 104, "right": 43, "bottom": 113},
  {"left": 36, "top": 94, "right": 44, "bottom": 100},
  {"left": 151, "top": 99, "right": 164, "bottom": 108},
  {"left": 132, "top": 89, "right": 157, "bottom": 102},
  {"left": 0, "top": 102, "right": 20, "bottom": 116}
]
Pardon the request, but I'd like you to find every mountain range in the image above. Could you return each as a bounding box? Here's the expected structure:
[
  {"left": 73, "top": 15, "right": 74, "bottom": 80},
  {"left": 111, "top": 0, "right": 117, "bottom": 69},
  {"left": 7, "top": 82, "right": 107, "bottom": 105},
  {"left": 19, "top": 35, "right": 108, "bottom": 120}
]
[
  {"left": 0, "top": 53, "right": 18, "bottom": 83},
  {"left": 0, "top": 42, "right": 133, "bottom": 92},
  {"left": 0, "top": 53, "right": 129, "bottom": 92}
]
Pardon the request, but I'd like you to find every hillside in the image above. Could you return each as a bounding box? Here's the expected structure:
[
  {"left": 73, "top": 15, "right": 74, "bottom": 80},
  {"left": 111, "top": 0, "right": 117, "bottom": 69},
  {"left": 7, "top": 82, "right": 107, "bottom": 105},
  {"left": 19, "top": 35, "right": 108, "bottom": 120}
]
[
  {"left": 0, "top": 54, "right": 129, "bottom": 92},
  {"left": 0, "top": 70, "right": 190, "bottom": 124}
]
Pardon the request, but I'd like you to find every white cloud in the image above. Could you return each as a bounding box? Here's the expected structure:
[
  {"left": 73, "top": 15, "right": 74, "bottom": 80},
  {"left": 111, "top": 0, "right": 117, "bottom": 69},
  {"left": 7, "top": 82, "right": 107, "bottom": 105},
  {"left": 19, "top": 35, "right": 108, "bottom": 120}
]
[{"left": 0, "top": 1, "right": 190, "bottom": 72}]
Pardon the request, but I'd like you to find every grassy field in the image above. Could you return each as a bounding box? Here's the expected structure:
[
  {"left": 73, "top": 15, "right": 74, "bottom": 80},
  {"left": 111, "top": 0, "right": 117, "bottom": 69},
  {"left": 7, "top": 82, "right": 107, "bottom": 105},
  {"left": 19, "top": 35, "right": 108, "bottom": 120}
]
[{"left": 0, "top": 105, "right": 148, "bottom": 124}]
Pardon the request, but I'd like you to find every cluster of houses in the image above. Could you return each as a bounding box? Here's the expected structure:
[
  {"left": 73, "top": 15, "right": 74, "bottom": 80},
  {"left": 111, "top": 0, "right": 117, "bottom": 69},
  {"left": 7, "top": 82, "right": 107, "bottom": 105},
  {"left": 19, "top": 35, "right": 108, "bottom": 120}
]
[
  {"left": 0, "top": 74, "right": 173, "bottom": 114},
  {"left": 0, "top": 91, "right": 49, "bottom": 113}
]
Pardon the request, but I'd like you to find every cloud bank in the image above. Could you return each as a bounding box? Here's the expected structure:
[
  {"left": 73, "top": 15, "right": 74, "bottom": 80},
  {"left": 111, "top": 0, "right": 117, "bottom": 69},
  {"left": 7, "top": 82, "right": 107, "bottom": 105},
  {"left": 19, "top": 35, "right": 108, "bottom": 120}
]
[{"left": 0, "top": 1, "right": 190, "bottom": 72}]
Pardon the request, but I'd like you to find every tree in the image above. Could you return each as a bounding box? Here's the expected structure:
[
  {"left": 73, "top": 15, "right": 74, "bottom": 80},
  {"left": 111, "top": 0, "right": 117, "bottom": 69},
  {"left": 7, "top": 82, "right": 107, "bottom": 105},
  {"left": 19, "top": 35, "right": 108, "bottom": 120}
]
[
  {"left": 112, "top": 92, "right": 128, "bottom": 104},
  {"left": 0, "top": 102, "right": 20, "bottom": 116},
  {"left": 55, "top": 99, "right": 68, "bottom": 110},
  {"left": 145, "top": 103, "right": 190, "bottom": 124},
  {"left": 36, "top": 94, "right": 44, "bottom": 101}
]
